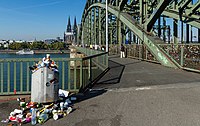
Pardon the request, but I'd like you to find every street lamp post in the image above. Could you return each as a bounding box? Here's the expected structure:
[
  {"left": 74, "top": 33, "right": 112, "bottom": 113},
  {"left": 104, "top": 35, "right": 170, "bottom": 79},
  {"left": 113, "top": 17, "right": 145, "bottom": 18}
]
[{"left": 106, "top": 0, "right": 108, "bottom": 52}]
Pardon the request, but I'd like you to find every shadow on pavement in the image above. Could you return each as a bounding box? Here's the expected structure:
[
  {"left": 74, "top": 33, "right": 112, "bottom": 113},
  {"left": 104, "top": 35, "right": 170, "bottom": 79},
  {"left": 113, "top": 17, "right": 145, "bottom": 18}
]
[
  {"left": 95, "top": 60, "right": 125, "bottom": 85},
  {"left": 73, "top": 89, "right": 107, "bottom": 103}
]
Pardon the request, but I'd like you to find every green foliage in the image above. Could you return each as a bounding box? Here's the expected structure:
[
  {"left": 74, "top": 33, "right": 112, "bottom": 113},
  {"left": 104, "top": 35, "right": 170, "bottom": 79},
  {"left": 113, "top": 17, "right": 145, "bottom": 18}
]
[
  {"left": 50, "top": 42, "right": 67, "bottom": 50},
  {"left": 8, "top": 41, "right": 67, "bottom": 50}
]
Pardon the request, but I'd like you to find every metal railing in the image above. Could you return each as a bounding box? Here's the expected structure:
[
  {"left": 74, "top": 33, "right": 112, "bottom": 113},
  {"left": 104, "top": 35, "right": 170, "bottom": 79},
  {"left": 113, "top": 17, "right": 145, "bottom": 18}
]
[
  {"left": 158, "top": 43, "right": 200, "bottom": 72},
  {"left": 109, "top": 43, "right": 200, "bottom": 72},
  {"left": 109, "top": 44, "right": 158, "bottom": 63},
  {"left": 0, "top": 48, "right": 108, "bottom": 95},
  {"left": 74, "top": 46, "right": 108, "bottom": 91}
]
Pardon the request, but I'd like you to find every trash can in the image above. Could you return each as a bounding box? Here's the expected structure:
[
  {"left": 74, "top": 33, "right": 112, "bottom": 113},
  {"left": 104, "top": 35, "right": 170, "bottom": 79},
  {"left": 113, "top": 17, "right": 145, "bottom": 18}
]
[{"left": 31, "top": 67, "right": 59, "bottom": 103}]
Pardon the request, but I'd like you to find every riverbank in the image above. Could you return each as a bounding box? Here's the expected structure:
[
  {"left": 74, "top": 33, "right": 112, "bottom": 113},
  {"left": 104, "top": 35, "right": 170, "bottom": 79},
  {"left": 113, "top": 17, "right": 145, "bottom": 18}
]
[{"left": 0, "top": 49, "right": 70, "bottom": 54}]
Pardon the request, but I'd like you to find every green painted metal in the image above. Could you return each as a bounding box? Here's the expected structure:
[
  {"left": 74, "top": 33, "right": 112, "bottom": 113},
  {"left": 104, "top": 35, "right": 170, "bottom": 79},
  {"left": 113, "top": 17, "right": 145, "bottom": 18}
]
[
  {"left": 20, "top": 62, "right": 23, "bottom": 92},
  {"left": 145, "top": 0, "right": 173, "bottom": 32},
  {"left": 180, "top": 46, "right": 184, "bottom": 66},
  {"left": 74, "top": 61, "right": 77, "bottom": 90},
  {"left": 0, "top": 52, "right": 108, "bottom": 95},
  {"left": 14, "top": 62, "right": 16, "bottom": 93},
  {"left": 158, "top": 43, "right": 200, "bottom": 72},
  {"left": 62, "top": 62, "right": 65, "bottom": 89},
  {"left": 79, "top": 0, "right": 200, "bottom": 73},
  {"left": 1, "top": 63, "right": 3, "bottom": 93},
  {"left": 186, "top": 1, "right": 200, "bottom": 15},
  {"left": 68, "top": 61, "right": 71, "bottom": 90},
  {"left": 7, "top": 62, "right": 10, "bottom": 94},
  {"left": 83, "top": 3, "right": 178, "bottom": 68},
  {"left": 178, "top": 0, "right": 192, "bottom": 12},
  {"left": 26, "top": 62, "right": 29, "bottom": 92},
  {"left": 162, "top": 10, "right": 200, "bottom": 29},
  {"left": 80, "top": 60, "right": 83, "bottom": 89}
]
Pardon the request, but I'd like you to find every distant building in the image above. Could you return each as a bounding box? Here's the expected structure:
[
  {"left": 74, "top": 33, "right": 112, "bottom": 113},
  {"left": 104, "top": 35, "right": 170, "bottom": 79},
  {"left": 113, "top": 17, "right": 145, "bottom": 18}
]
[
  {"left": 56, "top": 37, "right": 63, "bottom": 42},
  {"left": 0, "top": 40, "right": 7, "bottom": 44},
  {"left": 44, "top": 39, "right": 56, "bottom": 44},
  {"left": 64, "top": 16, "right": 78, "bottom": 45},
  {"left": 15, "top": 40, "right": 25, "bottom": 43},
  {"left": 7, "top": 40, "right": 14, "bottom": 43}
]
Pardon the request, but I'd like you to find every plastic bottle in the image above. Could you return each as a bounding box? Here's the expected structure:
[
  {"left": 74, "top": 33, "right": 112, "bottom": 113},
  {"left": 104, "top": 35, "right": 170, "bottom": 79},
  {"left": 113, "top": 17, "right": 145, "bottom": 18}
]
[
  {"left": 53, "top": 113, "right": 63, "bottom": 120},
  {"left": 31, "top": 108, "right": 37, "bottom": 125},
  {"left": 66, "top": 107, "right": 73, "bottom": 114},
  {"left": 38, "top": 113, "right": 49, "bottom": 124}
]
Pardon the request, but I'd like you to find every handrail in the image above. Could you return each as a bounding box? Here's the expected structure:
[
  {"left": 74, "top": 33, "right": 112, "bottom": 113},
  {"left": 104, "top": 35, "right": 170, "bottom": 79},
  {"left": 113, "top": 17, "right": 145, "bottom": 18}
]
[
  {"left": 82, "top": 52, "right": 108, "bottom": 60},
  {"left": 0, "top": 48, "right": 109, "bottom": 95}
]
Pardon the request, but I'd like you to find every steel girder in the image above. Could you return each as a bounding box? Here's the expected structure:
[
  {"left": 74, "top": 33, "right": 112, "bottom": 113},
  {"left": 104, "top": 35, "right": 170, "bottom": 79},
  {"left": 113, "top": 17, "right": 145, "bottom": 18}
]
[
  {"left": 145, "top": 0, "right": 174, "bottom": 32},
  {"left": 162, "top": 9, "right": 200, "bottom": 29},
  {"left": 80, "top": 0, "right": 200, "bottom": 68},
  {"left": 186, "top": 1, "right": 200, "bottom": 15},
  {"left": 81, "top": 0, "right": 200, "bottom": 29},
  {"left": 82, "top": 3, "right": 179, "bottom": 68}
]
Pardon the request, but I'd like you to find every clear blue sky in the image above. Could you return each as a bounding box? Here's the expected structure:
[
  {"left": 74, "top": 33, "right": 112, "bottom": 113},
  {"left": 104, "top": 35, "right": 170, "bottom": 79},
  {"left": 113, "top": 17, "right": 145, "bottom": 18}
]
[{"left": 0, "top": 0, "right": 86, "bottom": 41}]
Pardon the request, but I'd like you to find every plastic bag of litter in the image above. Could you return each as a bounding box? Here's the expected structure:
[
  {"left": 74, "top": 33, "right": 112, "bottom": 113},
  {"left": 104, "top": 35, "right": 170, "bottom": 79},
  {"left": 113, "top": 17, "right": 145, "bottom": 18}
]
[{"left": 59, "top": 89, "right": 69, "bottom": 98}]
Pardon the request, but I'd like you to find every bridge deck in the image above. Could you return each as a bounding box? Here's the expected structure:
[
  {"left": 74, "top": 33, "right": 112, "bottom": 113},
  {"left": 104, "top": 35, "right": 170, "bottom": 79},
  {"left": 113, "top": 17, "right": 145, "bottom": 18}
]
[{"left": 94, "top": 55, "right": 200, "bottom": 89}]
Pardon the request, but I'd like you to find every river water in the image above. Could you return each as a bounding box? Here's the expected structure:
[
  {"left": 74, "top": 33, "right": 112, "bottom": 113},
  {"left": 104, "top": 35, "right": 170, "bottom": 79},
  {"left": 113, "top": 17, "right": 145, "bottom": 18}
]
[
  {"left": 0, "top": 53, "right": 70, "bottom": 93},
  {"left": 0, "top": 53, "right": 69, "bottom": 59}
]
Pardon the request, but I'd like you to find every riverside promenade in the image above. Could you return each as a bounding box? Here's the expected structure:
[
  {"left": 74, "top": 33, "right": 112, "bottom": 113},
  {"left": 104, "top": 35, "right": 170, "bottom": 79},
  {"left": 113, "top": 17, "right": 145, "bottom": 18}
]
[{"left": 1, "top": 55, "right": 200, "bottom": 126}]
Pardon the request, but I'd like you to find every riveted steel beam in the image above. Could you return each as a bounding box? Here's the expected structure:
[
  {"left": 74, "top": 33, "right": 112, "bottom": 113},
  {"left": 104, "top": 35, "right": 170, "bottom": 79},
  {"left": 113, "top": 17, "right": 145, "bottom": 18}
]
[
  {"left": 144, "top": 0, "right": 173, "bottom": 32},
  {"left": 163, "top": 9, "right": 200, "bottom": 29},
  {"left": 83, "top": 3, "right": 179, "bottom": 68},
  {"left": 178, "top": 0, "right": 192, "bottom": 12},
  {"left": 186, "top": 1, "right": 200, "bottom": 15},
  {"left": 119, "top": 0, "right": 128, "bottom": 11}
]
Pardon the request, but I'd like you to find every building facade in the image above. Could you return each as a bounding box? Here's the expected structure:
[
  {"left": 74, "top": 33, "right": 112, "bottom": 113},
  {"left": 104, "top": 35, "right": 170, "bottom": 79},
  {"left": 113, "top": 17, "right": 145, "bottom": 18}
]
[{"left": 64, "top": 16, "right": 78, "bottom": 45}]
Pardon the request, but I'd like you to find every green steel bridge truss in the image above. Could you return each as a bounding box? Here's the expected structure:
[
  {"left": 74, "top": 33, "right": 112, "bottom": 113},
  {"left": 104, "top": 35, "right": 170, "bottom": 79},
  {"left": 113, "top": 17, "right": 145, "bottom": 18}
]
[{"left": 79, "top": 0, "right": 200, "bottom": 71}]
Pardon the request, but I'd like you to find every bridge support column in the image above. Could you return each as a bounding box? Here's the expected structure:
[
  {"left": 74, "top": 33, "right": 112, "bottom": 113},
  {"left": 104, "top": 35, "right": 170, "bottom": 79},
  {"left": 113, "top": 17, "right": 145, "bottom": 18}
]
[
  {"left": 98, "top": 7, "right": 102, "bottom": 46},
  {"left": 133, "top": 34, "right": 136, "bottom": 43},
  {"left": 190, "top": 26, "right": 193, "bottom": 43},
  {"left": 91, "top": 9, "right": 94, "bottom": 45},
  {"left": 140, "top": 0, "right": 144, "bottom": 25},
  {"left": 163, "top": 17, "right": 166, "bottom": 42},
  {"left": 117, "top": 19, "right": 122, "bottom": 46},
  {"left": 88, "top": 11, "right": 91, "bottom": 46},
  {"left": 198, "top": 29, "right": 200, "bottom": 43},
  {"left": 158, "top": 17, "right": 161, "bottom": 37},
  {"left": 94, "top": 7, "right": 97, "bottom": 45},
  {"left": 168, "top": 26, "right": 170, "bottom": 44},
  {"left": 122, "top": 24, "right": 126, "bottom": 44},
  {"left": 82, "top": 23, "right": 84, "bottom": 46},
  {"left": 173, "top": 19, "right": 178, "bottom": 45},
  {"left": 128, "top": 30, "right": 132, "bottom": 44},
  {"left": 86, "top": 15, "right": 90, "bottom": 46},
  {"left": 186, "top": 24, "right": 189, "bottom": 43},
  {"left": 181, "top": 21, "right": 184, "bottom": 44}
]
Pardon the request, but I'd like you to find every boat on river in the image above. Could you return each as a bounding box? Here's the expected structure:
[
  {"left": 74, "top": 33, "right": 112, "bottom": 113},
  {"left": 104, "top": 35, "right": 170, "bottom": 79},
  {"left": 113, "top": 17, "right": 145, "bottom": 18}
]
[{"left": 16, "top": 49, "right": 34, "bottom": 55}]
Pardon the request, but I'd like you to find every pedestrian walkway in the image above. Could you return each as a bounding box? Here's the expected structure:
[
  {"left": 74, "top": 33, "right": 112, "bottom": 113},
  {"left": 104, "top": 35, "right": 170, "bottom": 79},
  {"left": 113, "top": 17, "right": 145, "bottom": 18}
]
[{"left": 94, "top": 55, "right": 200, "bottom": 89}]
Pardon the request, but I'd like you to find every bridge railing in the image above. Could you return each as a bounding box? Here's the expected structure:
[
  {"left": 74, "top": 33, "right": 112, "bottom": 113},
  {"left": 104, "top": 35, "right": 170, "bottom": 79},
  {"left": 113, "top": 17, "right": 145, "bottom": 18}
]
[
  {"left": 109, "top": 43, "right": 200, "bottom": 72},
  {"left": 0, "top": 50, "right": 108, "bottom": 95},
  {"left": 158, "top": 43, "right": 200, "bottom": 72},
  {"left": 109, "top": 44, "right": 158, "bottom": 63},
  {"left": 74, "top": 46, "right": 108, "bottom": 91}
]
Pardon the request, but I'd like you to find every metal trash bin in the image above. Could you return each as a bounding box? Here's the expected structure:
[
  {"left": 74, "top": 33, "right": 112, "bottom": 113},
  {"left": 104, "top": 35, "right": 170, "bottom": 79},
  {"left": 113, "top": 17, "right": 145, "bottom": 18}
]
[{"left": 31, "top": 67, "right": 59, "bottom": 103}]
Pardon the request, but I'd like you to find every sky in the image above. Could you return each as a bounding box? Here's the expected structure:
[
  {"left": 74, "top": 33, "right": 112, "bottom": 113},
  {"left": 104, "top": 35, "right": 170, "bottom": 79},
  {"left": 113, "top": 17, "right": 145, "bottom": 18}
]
[{"left": 0, "top": 0, "right": 86, "bottom": 41}]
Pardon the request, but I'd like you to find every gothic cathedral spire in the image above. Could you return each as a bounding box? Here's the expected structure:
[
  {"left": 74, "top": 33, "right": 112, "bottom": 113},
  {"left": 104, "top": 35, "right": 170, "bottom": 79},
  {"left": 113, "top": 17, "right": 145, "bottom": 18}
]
[
  {"left": 67, "top": 16, "right": 71, "bottom": 32},
  {"left": 73, "top": 16, "right": 78, "bottom": 42}
]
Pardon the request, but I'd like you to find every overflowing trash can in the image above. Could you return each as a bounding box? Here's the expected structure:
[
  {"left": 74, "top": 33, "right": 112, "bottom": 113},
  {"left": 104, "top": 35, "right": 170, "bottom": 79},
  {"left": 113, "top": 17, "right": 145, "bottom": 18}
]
[
  {"left": 1, "top": 54, "right": 78, "bottom": 126},
  {"left": 31, "top": 54, "right": 59, "bottom": 103},
  {"left": 31, "top": 67, "right": 59, "bottom": 103}
]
